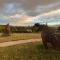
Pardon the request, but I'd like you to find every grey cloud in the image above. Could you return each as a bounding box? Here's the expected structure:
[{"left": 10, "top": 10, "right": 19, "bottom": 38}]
[
  {"left": 0, "top": 0, "right": 60, "bottom": 26},
  {"left": 0, "top": 0, "right": 60, "bottom": 16},
  {"left": 34, "top": 2, "right": 60, "bottom": 15}
]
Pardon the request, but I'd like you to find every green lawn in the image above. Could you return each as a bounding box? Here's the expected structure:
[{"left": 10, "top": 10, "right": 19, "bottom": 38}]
[
  {"left": 0, "top": 33, "right": 41, "bottom": 42},
  {"left": 0, "top": 42, "right": 60, "bottom": 60}
]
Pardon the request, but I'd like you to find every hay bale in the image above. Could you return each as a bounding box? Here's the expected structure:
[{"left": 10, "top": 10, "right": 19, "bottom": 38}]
[{"left": 41, "top": 26, "right": 57, "bottom": 49}]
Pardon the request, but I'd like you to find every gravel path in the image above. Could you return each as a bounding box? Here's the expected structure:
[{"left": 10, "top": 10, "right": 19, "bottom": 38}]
[{"left": 0, "top": 39, "right": 42, "bottom": 47}]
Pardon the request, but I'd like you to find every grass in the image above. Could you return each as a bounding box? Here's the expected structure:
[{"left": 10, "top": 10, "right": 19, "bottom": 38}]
[
  {"left": 0, "top": 33, "right": 41, "bottom": 42},
  {"left": 0, "top": 42, "right": 60, "bottom": 60}
]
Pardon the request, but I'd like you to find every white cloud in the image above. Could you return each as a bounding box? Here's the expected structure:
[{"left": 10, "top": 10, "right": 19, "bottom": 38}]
[
  {"left": 40, "top": 9, "right": 60, "bottom": 16},
  {"left": 9, "top": 14, "right": 23, "bottom": 19},
  {"left": 10, "top": 16, "right": 33, "bottom": 26},
  {"left": 32, "top": 9, "right": 60, "bottom": 25},
  {"left": 0, "top": 13, "right": 33, "bottom": 26},
  {"left": 48, "top": 22, "right": 60, "bottom": 25},
  {"left": 33, "top": 9, "right": 60, "bottom": 18},
  {"left": 0, "top": 9, "right": 60, "bottom": 26}
]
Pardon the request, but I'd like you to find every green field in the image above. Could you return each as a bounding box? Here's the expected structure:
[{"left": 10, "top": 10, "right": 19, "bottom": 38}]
[
  {"left": 0, "top": 42, "right": 60, "bottom": 60},
  {"left": 0, "top": 33, "right": 41, "bottom": 42}
]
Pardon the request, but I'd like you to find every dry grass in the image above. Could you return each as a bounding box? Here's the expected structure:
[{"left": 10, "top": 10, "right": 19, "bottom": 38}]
[
  {"left": 0, "top": 42, "right": 60, "bottom": 60},
  {"left": 0, "top": 33, "right": 41, "bottom": 42}
]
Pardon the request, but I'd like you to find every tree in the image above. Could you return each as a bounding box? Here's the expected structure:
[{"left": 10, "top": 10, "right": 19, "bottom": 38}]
[
  {"left": 32, "top": 23, "right": 46, "bottom": 32},
  {"left": 34, "top": 23, "right": 40, "bottom": 27},
  {"left": 2, "top": 23, "right": 11, "bottom": 36},
  {"left": 32, "top": 23, "right": 39, "bottom": 32},
  {"left": 57, "top": 26, "right": 60, "bottom": 32},
  {"left": 11, "top": 27, "right": 17, "bottom": 33}
]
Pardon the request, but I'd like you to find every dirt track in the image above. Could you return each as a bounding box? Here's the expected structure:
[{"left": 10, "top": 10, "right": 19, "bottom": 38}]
[{"left": 0, "top": 39, "right": 42, "bottom": 47}]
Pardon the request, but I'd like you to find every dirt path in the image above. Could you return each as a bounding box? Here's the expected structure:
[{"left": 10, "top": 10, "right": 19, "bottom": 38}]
[{"left": 0, "top": 39, "right": 42, "bottom": 47}]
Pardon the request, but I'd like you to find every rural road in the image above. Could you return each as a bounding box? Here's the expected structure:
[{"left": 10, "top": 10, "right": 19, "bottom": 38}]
[{"left": 0, "top": 39, "right": 42, "bottom": 47}]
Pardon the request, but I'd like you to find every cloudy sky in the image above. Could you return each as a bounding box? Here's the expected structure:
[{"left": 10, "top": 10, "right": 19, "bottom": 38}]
[{"left": 0, "top": 0, "right": 60, "bottom": 26}]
